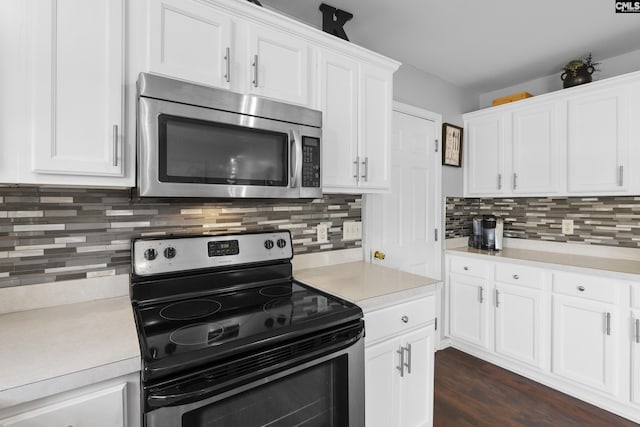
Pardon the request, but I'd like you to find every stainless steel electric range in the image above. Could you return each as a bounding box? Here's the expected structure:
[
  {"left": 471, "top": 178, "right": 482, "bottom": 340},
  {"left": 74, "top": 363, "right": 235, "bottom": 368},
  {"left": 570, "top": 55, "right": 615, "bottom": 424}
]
[{"left": 130, "top": 231, "right": 364, "bottom": 427}]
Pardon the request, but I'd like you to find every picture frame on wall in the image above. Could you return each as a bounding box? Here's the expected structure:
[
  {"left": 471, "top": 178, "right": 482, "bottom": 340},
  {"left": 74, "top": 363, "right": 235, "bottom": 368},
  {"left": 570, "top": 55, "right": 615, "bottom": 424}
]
[{"left": 442, "top": 123, "right": 463, "bottom": 167}]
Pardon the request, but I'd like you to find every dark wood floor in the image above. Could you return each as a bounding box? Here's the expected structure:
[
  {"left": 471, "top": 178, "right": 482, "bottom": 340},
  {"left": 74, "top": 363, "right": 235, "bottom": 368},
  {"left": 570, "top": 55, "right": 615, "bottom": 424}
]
[{"left": 434, "top": 348, "right": 639, "bottom": 427}]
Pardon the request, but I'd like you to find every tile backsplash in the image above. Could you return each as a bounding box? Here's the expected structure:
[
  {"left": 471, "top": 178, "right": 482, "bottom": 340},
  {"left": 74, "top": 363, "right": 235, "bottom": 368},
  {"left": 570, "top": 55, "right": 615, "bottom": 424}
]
[
  {"left": 0, "top": 187, "right": 361, "bottom": 287},
  {"left": 446, "top": 196, "right": 640, "bottom": 248}
]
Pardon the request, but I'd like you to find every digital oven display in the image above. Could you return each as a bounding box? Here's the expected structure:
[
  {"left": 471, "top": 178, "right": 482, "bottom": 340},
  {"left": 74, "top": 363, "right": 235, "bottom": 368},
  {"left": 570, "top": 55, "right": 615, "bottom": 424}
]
[{"left": 208, "top": 240, "right": 240, "bottom": 257}]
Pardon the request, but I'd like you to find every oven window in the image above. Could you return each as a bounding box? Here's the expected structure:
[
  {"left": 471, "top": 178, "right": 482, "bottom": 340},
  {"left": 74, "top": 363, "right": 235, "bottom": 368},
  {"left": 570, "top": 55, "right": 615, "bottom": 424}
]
[
  {"left": 158, "top": 115, "right": 288, "bottom": 186},
  {"left": 182, "top": 356, "right": 349, "bottom": 426}
]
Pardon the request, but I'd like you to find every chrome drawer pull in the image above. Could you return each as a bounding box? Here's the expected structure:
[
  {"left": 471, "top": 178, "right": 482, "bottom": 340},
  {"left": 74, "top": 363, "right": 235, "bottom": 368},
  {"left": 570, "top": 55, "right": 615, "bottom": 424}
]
[
  {"left": 512, "top": 274, "right": 519, "bottom": 280},
  {"left": 463, "top": 266, "right": 469, "bottom": 271},
  {"left": 401, "top": 315, "right": 409, "bottom": 323},
  {"left": 577, "top": 285, "right": 585, "bottom": 292}
]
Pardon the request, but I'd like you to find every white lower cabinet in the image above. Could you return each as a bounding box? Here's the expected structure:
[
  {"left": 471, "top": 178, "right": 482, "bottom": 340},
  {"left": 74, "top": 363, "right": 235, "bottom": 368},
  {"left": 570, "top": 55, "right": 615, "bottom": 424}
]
[
  {"left": 0, "top": 383, "right": 129, "bottom": 427},
  {"left": 448, "top": 273, "right": 490, "bottom": 349},
  {"left": 365, "top": 294, "right": 437, "bottom": 427},
  {"left": 630, "top": 285, "right": 640, "bottom": 406}
]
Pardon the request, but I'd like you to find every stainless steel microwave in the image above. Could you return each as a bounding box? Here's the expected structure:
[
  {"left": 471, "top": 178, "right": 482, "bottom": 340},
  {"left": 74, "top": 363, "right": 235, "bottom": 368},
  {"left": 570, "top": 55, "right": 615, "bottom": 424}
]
[{"left": 137, "top": 73, "right": 322, "bottom": 198}]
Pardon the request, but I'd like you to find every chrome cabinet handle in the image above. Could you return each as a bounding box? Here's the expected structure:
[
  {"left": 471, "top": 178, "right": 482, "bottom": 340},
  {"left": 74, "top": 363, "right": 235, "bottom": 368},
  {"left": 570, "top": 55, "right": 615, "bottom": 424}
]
[
  {"left": 396, "top": 347, "right": 404, "bottom": 377},
  {"left": 497, "top": 173, "right": 502, "bottom": 190},
  {"left": 479, "top": 286, "right": 484, "bottom": 303},
  {"left": 401, "top": 315, "right": 409, "bottom": 323},
  {"left": 112, "top": 124, "right": 118, "bottom": 167},
  {"left": 618, "top": 165, "right": 624, "bottom": 186},
  {"left": 252, "top": 54, "right": 259, "bottom": 87},
  {"left": 577, "top": 285, "right": 585, "bottom": 292},
  {"left": 513, "top": 274, "right": 519, "bottom": 280},
  {"left": 605, "top": 312, "right": 611, "bottom": 336},
  {"left": 224, "top": 47, "right": 230, "bottom": 82},
  {"left": 403, "top": 343, "right": 412, "bottom": 374},
  {"left": 353, "top": 157, "right": 360, "bottom": 181},
  {"left": 513, "top": 172, "right": 517, "bottom": 190},
  {"left": 495, "top": 289, "right": 500, "bottom": 308},
  {"left": 463, "top": 266, "right": 469, "bottom": 271},
  {"left": 636, "top": 318, "right": 640, "bottom": 344},
  {"left": 361, "top": 157, "right": 369, "bottom": 182}
]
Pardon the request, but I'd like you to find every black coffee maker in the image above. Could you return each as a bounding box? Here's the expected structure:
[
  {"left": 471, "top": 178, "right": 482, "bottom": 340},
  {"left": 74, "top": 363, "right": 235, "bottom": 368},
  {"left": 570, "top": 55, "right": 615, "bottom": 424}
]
[{"left": 468, "top": 215, "right": 500, "bottom": 250}]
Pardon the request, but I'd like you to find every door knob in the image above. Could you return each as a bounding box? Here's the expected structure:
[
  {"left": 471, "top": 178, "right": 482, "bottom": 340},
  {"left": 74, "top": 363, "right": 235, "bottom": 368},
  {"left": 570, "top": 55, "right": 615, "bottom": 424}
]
[{"left": 373, "top": 250, "right": 386, "bottom": 260}]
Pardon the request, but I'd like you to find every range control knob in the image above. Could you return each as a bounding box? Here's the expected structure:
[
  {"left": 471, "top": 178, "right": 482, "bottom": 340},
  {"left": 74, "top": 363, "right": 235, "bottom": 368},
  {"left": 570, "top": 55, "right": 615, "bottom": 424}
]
[
  {"left": 164, "top": 247, "right": 176, "bottom": 259},
  {"left": 144, "top": 248, "right": 158, "bottom": 261},
  {"left": 264, "top": 240, "right": 274, "bottom": 250},
  {"left": 276, "top": 238, "right": 287, "bottom": 249}
]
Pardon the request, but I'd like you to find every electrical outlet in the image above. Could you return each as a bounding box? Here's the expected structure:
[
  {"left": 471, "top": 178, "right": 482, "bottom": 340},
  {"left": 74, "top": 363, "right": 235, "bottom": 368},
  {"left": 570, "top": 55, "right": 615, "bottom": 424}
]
[
  {"left": 562, "top": 219, "right": 574, "bottom": 235},
  {"left": 316, "top": 224, "right": 328, "bottom": 242},
  {"left": 343, "top": 221, "right": 362, "bottom": 240}
]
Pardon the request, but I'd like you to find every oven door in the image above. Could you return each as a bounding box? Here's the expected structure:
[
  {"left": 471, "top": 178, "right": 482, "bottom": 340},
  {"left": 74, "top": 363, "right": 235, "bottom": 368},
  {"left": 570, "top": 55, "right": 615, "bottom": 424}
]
[
  {"left": 145, "top": 337, "right": 364, "bottom": 427},
  {"left": 138, "top": 97, "right": 322, "bottom": 199}
]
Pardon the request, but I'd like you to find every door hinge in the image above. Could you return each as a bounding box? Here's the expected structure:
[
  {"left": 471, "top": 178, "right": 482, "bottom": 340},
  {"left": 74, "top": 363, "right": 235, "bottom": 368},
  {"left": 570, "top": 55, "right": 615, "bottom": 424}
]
[
  {"left": 435, "top": 139, "right": 439, "bottom": 153},
  {"left": 435, "top": 317, "right": 438, "bottom": 331},
  {"left": 434, "top": 228, "right": 438, "bottom": 242}
]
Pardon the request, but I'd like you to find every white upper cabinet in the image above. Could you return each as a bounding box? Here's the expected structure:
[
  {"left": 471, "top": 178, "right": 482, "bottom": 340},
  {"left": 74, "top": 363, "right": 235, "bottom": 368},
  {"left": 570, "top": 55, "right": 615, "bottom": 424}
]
[
  {"left": 465, "top": 114, "right": 505, "bottom": 196},
  {"left": 247, "top": 23, "right": 312, "bottom": 106},
  {"left": 29, "top": 0, "right": 127, "bottom": 181},
  {"left": 464, "top": 70, "right": 640, "bottom": 197},
  {"left": 318, "top": 49, "right": 396, "bottom": 193},
  {"left": 510, "top": 102, "right": 561, "bottom": 194},
  {"left": 148, "top": 0, "right": 232, "bottom": 90},
  {"left": 566, "top": 87, "right": 629, "bottom": 194}
]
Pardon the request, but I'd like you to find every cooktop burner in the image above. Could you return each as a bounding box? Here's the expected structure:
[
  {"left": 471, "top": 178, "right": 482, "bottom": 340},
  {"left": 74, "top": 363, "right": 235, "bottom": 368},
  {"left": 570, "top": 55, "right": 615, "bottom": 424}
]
[
  {"left": 169, "top": 322, "right": 226, "bottom": 346},
  {"left": 159, "top": 299, "right": 222, "bottom": 321},
  {"left": 259, "top": 285, "right": 293, "bottom": 297}
]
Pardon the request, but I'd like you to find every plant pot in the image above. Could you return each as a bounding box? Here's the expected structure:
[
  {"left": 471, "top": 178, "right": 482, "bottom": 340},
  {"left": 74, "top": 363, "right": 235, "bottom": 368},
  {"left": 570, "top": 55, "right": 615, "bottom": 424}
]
[{"left": 561, "top": 65, "right": 595, "bottom": 88}]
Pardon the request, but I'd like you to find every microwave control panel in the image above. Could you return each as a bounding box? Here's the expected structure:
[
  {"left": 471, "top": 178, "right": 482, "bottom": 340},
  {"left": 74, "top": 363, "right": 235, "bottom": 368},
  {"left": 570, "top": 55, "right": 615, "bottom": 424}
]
[{"left": 302, "top": 137, "right": 321, "bottom": 188}]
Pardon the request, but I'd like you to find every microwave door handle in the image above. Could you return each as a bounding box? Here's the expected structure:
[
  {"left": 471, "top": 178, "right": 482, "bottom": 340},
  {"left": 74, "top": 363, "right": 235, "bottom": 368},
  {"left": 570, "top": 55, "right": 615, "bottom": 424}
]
[{"left": 289, "top": 129, "right": 302, "bottom": 188}]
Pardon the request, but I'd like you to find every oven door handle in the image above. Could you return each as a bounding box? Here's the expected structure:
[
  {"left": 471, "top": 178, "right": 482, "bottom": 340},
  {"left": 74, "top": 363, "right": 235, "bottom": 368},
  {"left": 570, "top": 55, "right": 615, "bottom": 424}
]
[{"left": 148, "top": 387, "right": 213, "bottom": 408}]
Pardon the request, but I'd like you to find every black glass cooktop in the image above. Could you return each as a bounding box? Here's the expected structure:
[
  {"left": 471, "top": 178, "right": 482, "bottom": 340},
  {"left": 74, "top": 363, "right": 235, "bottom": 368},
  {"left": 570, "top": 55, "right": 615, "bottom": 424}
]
[{"left": 134, "top": 279, "right": 361, "bottom": 379}]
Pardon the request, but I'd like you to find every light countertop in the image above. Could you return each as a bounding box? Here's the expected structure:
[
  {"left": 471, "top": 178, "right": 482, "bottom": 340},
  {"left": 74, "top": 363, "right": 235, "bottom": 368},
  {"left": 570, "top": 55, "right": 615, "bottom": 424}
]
[
  {"left": 295, "top": 262, "right": 441, "bottom": 311},
  {"left": 447, "top": 246, "right": 640, "bottom": 280},
  {"left": 0, "top": 296, "right": 140, "bottom": 407}
]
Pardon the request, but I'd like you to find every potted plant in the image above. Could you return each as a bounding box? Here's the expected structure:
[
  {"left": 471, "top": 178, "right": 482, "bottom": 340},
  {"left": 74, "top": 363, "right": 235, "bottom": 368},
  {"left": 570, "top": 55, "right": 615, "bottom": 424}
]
[{"left": 561, "top": 53, "right": 600, "bottom": 88}]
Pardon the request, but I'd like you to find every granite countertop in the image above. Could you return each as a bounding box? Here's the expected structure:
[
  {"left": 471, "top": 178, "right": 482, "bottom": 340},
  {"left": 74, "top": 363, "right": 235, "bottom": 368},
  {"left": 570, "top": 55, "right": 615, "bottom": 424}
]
[
  {"left": 0, "top": 296, "right": 141, "bottom": 408},
  {"left": 447, "top": 246, "right": 640, "bottom": 280},
  {"left": 295, "top": 261, "right": 441, "bottom": 311}
]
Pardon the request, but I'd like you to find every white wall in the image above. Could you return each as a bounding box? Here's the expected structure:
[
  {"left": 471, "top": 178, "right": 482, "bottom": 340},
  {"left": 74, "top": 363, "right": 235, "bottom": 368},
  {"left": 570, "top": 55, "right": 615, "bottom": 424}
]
[
  {"left": 394, "top": 64, "right": 479, "bottom": 197},
  {"left": 479, "top": 49, "right": 640, "bottom": 108}
]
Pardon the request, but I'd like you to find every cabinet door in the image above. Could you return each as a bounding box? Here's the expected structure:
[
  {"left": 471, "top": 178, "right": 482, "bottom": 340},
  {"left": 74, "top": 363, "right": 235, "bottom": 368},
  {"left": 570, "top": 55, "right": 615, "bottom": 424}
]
[
  {"left": 465, "top": 114, "right": 505, "bottom": 196},
  {"left": 358, "top": 63, "right": 392, "bottom": 191},
  {"left": 511, "top": 103, "right": 560, "bottom": 194},
  {"left": 632, "top": 309, "right": 640, "bottom": 406},
  {"left": 399, "top": 325, "right": 435, "bottom": 427},
  {"left": 552, "top": 295, "right": 620, "bottom": 397},
  {"left": 0, "top": 384, "right": 126, "bottom": 427},
  {"left": 494, "top": 283, "right": 544, "bottom": 369},
  {"left": 365, "top": 337, "right": 402, "bottom": 427},
  {"left": 248, "top": 24, "right": 311, "bottom": 106},
  {"left": 566, "top": 87, "right": 629, "bottom": 193},
  {"left": 449, "top": 273, "right": 490, "bottom": 348},
  {"left": 31, "top": 0, "right": 124, "bottom": 177},
  {"left": 148, "top": 0, "right": 232, "bottom": 89},
  {"left": 318, "top": 49, "right": 359, "bottom": 190}
]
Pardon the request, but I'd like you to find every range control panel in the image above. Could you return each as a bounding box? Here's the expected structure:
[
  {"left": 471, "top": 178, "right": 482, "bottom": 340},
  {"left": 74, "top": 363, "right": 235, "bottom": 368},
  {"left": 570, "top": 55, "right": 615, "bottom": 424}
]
[{"left": 133, "top": 232, "right": 292, "bottom": 276}]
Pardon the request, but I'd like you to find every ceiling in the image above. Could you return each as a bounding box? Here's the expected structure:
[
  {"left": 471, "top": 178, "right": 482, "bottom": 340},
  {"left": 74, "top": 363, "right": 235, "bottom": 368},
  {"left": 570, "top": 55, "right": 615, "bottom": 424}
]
[{"left": 260, "top": 0, "right": 640, "bottom": 93}]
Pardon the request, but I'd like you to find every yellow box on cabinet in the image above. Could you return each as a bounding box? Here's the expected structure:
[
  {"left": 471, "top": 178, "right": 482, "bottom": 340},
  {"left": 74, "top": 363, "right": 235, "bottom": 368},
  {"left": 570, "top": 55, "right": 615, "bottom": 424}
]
[{"left": 491, "top": 91, "right": 533, "bottom": 106}]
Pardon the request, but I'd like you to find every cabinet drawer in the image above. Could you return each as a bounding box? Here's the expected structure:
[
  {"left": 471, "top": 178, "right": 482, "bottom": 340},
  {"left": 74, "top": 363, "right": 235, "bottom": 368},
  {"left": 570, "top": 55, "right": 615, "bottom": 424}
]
[
  {"left": 495, "top": 263, "right": 542, "bottom": 289},
  {"left": 450, "top": 256, "right": 491, "bottom": 279},
  {"left": 365, "top": 295, "right": 435, "bottom": 344},
  {"left": 552, "top": 272, "right": 619, "bottom": 304}
]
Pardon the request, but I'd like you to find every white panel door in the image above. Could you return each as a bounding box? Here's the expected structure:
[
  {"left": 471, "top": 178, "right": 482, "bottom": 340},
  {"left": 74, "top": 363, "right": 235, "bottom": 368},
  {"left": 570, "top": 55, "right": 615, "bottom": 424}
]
[
  {"left": 358, "top": 64, "right": 392, "bottom": 190},
  {"left": 449, "top": 273, "right": 489, "bottom": 348},
  {"left": 31, "top": 0, "right": 124, "bottom": 177},
  {"left": 494, "top": 283, "right": 543, "bottom": 369},
  {"left": 0, "top": 384, "right": 126, "bottom": 427},
  {"left": 248, "top": 24, "right": 310, "bottom": 106},
  {"left": 552, "top": 295, "right": 620, "bottom": 396},
  {"left": 365, "top": 337, "right": 402, "bottom": 427},
  {"left": 318, "top": 49, "right": 358, "bottom": 190},
  {"left": 148, "top": 0, "right": 232, "bottom": 89},
  {"left": 367, "top": 107, "right": 440, "bottom": 279},
  {"left": 399, "top": 325, "right": 435, "bottom": 427},
  {"left": 566, "top": 87, "right": 629, "bottom": 193},
  {"left": 511, "top": 103, "right": 560, "bottom": 194},
  {"left": 465, "top": 114, "right": 505, "bottom": 196},
  {"left": 632, "top": 309, "right": 640, "bottom": 406}
]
